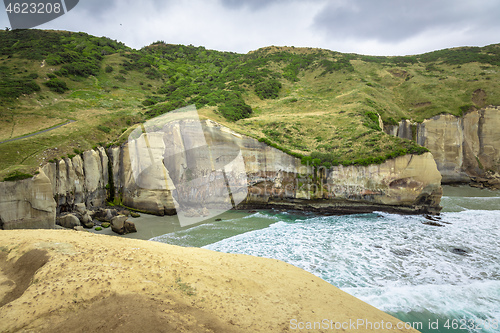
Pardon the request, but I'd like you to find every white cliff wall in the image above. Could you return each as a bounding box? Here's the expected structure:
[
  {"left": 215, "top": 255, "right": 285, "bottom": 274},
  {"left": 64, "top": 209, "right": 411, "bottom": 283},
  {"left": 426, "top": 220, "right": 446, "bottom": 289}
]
[
  {"left": 0, "top": 120, "right": 444, "bottom": 229},
  {"left": 385, "top": 106, "right": 500, "bottom": 185}
]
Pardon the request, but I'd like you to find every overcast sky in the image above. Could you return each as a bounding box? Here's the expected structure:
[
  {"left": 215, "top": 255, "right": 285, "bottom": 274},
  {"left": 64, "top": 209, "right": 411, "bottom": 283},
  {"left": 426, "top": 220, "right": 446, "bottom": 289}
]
[{"left": 1, "top": 0, "right": 499, "bottom": 55}]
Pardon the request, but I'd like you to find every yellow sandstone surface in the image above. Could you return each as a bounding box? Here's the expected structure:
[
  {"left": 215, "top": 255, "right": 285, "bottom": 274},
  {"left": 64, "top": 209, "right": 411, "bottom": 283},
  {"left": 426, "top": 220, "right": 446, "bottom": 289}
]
[{"left": 0, "top": 230, "right": 419, "bottom": 333}]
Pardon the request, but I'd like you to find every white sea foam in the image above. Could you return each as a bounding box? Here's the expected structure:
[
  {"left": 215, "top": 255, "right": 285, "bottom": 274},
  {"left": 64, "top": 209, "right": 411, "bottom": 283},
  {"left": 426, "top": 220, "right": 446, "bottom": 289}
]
[{"left": 203, "top": 208, "right": 500, "bottom": 332}]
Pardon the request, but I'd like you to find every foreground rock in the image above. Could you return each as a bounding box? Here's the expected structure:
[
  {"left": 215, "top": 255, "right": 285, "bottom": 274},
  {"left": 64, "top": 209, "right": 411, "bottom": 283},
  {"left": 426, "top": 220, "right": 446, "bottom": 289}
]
[{"left": 0, "top": 230, "right": 419, "bottom": 333}]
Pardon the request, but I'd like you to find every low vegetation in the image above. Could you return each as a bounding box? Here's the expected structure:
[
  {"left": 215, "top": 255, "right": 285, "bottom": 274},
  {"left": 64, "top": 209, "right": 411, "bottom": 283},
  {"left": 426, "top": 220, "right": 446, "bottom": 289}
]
[
  {"left": 0, "top": 29, "right": 499, "bottom": 178},
  {"left": 3, "top": 170, "right": 33, "bottom": 181}
]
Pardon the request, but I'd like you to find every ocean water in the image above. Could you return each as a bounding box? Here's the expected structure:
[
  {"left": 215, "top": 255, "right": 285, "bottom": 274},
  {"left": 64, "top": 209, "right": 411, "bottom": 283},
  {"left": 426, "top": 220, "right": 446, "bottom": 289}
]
[{"left": 150, "top": 186, "right": 500, "bottom": 332}]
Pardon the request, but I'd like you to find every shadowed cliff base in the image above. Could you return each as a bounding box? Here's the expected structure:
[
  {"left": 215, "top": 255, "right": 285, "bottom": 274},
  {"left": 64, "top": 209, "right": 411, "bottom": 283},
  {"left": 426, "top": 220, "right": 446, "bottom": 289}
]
[{"left": 237, "top": 194, "right": 442, "bottom": 216}]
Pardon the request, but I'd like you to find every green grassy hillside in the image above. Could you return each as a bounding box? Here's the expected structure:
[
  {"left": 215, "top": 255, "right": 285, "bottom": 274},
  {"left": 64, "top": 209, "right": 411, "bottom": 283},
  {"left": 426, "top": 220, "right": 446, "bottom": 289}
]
[{"left": 1, "top": 29, "right": 499, "bottom": 180}]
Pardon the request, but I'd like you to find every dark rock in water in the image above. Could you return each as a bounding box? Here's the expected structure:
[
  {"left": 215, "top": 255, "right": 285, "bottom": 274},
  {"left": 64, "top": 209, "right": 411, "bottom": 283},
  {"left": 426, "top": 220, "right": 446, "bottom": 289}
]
[
  {"left": 215, "top": 218, "right": 222, "bottom": 222},
  {"left": 391, "top": 249, "right": 413, "bottom": 256},
  {"left": 421, "top": 221, "right": 444, "bottom": 227},
  {"left": 111, "top": 215, "right": 128, "bottom": 235},
  {"left": 247, "top": 210, "right": 257, "bottom": 214},
  {"left": 451, "top": 248, "right": 469, "bottom": 256},
  {"left": 373, "top": 245, "right": 383, "bottom": 249},
  {"left": 424, "top": 213, "right": 450, "bottom": 224},
  {"left": 82, "top": 221, "right": 94, "bottom": 229},
  {"left": 124, "top": 221, "right": 137, "bottom": 233},
  {"left": 424, "top": 214, "right": 442, "bottom": 222}
]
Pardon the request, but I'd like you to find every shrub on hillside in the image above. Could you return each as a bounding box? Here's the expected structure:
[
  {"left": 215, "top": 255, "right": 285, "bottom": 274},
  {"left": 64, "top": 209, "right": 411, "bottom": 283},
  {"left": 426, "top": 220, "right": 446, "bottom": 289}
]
[
  {"left": 144, "top": 100, "right": 188, "bottom": 119},
  {"left": 363, "top": 111, "right": 382, "bottom": 131},
  {"left": 254, "top": 79, "right": 282, "bottom": 99},
  {"left": 0, "top": 66, "right": 41, "bottom": 98},
  {"left": 44, "top": 78, "right": 69, "bottom": 93},
  {"left": 4, "top": 170, "right": 33, "bottom": 181},
  {"left": 218, "top": 99, "right": 253, "bottom": 121},
  {"left": 97, "top": 125, "right": 111, "bottom": 133},
  {"left": 57, "top": 61, "right": 100, "bottom": 77}
]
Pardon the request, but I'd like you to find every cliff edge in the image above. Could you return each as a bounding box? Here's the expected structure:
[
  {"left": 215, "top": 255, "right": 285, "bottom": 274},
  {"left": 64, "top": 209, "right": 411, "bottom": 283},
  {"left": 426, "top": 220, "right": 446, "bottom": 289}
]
[
  {"left": 385, "top": 106, "right": 500, "bottom": 188},
  {"left": 0, "top": 120, "right": 442, "bottom": 230}
]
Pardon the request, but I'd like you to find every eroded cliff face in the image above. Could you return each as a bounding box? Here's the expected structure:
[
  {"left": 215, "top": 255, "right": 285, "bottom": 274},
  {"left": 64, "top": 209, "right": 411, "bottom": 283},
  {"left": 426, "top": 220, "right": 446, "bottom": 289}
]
[
  {"left": 0, "top": 120, "right": 443, "bottom": 229},
  {"left": 111, "top": 132, "right": 177, "bottom": 216},
  {"left": 0, "top": 169, "right": 55, "bottom": 229},
  {"left": 241, "top": 146, "right": 442, "bottom": 214},
  {"left": 385, "top": 106, "right": 500, "bottom": 187},
  {"left": 41, "top": 147, "right": 109, "bottom": 211},
  {"left": 124, "top": 120, "right": 441, "bottom": 215}
]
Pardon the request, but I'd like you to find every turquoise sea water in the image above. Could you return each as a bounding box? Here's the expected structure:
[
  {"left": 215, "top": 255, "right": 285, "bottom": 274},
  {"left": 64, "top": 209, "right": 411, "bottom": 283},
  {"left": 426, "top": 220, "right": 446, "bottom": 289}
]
[{"left": 147, "top": 186, "right": 500, "bottom": 333}]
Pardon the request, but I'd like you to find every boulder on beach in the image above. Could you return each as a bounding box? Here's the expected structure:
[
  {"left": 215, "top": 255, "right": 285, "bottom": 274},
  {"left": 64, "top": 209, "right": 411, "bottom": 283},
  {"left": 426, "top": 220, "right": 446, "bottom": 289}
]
[{"left": 56, "top": 214, "right": 81, "bottom": 229}]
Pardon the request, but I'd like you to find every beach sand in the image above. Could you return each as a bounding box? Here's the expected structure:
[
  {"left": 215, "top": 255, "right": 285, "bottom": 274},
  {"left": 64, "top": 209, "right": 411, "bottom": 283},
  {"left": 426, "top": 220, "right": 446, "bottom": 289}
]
[{"left": 0, "top": 230, "right": 419, "bottom": 332}]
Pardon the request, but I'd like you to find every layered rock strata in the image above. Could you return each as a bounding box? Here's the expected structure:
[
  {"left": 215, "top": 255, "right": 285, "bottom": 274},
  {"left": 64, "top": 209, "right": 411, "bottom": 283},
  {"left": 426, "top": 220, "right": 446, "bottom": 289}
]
[
  {"left": 384, "top": 106, "right": 500, "bottom": 186},
  {"left": 0, "top": 120, "right": 443, "bottom": 229}
]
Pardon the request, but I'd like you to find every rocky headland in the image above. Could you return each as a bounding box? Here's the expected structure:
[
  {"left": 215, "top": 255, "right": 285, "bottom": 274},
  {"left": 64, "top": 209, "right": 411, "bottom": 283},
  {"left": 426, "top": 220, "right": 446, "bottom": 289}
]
[
  {"left": 0, "top": 118, "right": 443, "bottom": 230},
  {"left": 385, "top": 106, "right": 500, "bottom": 189}
]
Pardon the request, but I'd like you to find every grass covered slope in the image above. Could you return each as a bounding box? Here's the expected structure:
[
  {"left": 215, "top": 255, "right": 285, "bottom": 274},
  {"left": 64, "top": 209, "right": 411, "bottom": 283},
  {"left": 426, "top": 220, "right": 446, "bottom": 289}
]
[{"left": 1, "top": 29, "right": 499, "bottom": 179}]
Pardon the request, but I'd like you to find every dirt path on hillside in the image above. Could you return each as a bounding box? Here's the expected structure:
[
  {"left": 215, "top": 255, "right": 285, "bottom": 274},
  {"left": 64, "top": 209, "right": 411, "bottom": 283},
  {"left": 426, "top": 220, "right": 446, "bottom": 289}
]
[{"left": 0, "top": 120, "right": 75, "bottom": 145}]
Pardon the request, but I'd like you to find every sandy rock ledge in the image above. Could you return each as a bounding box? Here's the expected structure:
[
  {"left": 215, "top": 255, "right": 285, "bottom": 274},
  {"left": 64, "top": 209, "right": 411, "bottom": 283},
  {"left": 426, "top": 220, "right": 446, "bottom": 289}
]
[{"left": 0, "top": 230, "right": 419, "bottom": 333}]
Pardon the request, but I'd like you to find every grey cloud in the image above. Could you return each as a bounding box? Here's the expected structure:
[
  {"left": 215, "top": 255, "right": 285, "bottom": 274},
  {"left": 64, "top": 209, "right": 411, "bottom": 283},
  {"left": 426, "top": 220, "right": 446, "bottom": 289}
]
[
  {"left": 71, "top": 0, "right": 171, "bottom": 20},
  {"left": 220, "top": 0, "right": 285, "bottom": 10},
  {"left": 220, "top": 0, "right": 322, "bottom": 11},
  {"left": 65, "top": 0, "right": 117, "bottom": 19},
  {"left": 313, "top": 0, "right": 500, "bottom": 42}
]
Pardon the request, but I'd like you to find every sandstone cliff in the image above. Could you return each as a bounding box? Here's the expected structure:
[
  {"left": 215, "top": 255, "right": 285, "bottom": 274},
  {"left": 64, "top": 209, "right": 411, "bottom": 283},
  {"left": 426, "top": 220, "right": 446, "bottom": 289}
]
[
  {"left": 385, "top": 106, "right": 500, "bottom": 187},
  {"left": 0, "top": 169, "right": 55, "bottom": 229},
  {"left": 0, "top": 120, "right": 443, "bottom": 229}
]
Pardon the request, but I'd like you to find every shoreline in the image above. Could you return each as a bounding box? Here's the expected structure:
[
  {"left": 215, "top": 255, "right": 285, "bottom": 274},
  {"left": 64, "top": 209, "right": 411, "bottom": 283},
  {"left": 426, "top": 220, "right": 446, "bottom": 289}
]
[{"left": 86, "top": 184, "right": 500, "bottom": 243}]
